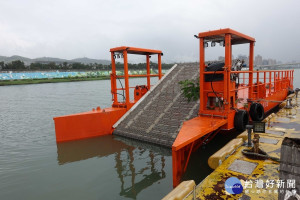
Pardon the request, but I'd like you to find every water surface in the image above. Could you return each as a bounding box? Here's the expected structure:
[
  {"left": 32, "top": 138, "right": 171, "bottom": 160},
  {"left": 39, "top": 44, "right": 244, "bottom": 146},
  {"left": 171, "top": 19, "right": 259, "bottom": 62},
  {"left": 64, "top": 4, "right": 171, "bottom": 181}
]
[{"left": 1, "top": 70, "right": 299, "bottom": 199}]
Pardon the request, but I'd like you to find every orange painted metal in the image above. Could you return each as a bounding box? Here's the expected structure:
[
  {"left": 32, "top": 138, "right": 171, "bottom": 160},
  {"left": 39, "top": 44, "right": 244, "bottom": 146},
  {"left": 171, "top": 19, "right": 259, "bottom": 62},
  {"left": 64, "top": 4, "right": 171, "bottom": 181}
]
[
  {"left": 199, "top": 37, "right": 205, "bottom": 113},
  {"left": 198, "top": 28, "right": 255, "bottom": 44},
  {"left": 158, "top": 53, "right": 162, "bottom": 79},
  {"left": 146, "top": 54, "right": 151, "bottom": 89},
  {"left": 110, "top": 46, "right": 164, "bottom": 109},
  {"left": 54, "top": 46, "right": 163, "bottom": 143},
  {"left": 172, "top": 116, "right": 227, "bottom": 187},
  {"left": 171, "top": 28, "right": 294, "bottom": 187},
  {"left": 109, "top": 46, "right": 162, "bottom": 55},
  {"left": 134, "top": 85, "right": 149, "bottom": 101},
  {"left": 54, "top": 108, "right": 126, "bottom": 142},
  {"left": 173, "top": 117, "right": 228, "bottom": 151},
  {"left": 111, "top": 52, "right": 118, "bottom": 104}
]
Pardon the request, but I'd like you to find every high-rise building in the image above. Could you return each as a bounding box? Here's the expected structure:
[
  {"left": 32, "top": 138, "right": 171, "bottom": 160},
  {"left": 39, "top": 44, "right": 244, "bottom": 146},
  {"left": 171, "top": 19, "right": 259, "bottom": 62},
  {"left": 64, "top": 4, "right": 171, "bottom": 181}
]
[
  {"left": 268, "top": 59, "right": 276, "bottom": 65},
  {"left": 255, "top": 55, "right": 263, "bottom": 65},
  {"left": 262, "top": 59, "right": 268, "bottom": 65}
]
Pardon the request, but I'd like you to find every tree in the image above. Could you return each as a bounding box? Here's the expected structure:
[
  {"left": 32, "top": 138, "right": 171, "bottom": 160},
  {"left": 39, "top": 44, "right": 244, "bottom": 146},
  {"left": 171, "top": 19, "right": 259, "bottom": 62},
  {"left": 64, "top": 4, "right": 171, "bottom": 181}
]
[
  {"left": 11, "top": 60, "right": 26, "bottom": 70},
  {"left": 0, "top": 61, "right": 4, "bottom": 70}
]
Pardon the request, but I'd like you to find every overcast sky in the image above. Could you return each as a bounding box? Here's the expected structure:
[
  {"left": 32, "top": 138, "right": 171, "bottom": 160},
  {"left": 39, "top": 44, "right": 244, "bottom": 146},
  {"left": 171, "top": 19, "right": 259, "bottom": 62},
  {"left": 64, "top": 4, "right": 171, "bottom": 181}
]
[{"left": 0, "top": 0, "right": 299, "bottom": 63}]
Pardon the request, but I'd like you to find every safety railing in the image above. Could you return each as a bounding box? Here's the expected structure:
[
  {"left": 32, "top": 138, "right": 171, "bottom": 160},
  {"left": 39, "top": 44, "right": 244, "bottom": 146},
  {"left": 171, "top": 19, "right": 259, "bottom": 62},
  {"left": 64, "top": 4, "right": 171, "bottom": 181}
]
[
  {"left": 231, "top": 70, "right": 294, "bottom": 100},
  {"left": 202, "top": 69, "right": 294, "bottom": 101}
]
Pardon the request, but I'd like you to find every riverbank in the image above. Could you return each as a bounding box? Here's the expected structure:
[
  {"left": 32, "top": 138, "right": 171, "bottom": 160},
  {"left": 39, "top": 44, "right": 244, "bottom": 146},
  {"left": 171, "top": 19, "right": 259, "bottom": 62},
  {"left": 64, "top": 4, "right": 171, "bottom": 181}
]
[{"left": 0, "top": 76, "right": 110, "bottom": 86}]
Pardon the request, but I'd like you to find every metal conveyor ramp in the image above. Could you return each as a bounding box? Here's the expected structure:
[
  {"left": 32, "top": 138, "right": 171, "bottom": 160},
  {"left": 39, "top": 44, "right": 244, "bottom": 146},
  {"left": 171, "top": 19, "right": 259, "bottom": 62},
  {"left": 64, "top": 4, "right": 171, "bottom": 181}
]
[{"left": 113, "top": 63, "right": 200, "bottom": 148}]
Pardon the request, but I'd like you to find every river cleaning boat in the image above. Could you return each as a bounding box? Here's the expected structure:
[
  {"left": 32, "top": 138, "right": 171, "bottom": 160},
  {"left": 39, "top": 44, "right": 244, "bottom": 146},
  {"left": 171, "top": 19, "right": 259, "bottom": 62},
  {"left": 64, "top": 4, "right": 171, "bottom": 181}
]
[{"left": 53, "top": 28, "right": 294, "bottom": 189}]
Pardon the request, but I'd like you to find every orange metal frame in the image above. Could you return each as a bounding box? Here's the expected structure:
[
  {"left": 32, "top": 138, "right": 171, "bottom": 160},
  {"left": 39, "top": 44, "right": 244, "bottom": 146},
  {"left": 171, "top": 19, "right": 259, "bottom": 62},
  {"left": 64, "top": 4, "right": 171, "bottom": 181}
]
[
  {"left": 171, "top": 28, "right": 294, "bottom": 187},
  {"left": 110, "top": 46, "right": 163, "bottom": 109},
  {"left": 53, "top": 46, "right": 163, "bottom": 142}
]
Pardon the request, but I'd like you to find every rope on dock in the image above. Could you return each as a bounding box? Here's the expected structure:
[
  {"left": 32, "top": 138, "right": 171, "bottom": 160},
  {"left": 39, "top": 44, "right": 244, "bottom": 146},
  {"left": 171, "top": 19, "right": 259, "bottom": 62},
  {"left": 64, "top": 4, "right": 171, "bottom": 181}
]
[{"left": 242, "top": 148, "right": 280, "bottom": 163}]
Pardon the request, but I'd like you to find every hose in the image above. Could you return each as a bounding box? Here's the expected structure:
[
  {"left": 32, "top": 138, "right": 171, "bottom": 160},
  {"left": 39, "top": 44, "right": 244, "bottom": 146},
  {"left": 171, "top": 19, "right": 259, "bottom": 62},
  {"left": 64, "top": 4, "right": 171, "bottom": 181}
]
[
  {"left": 111, "top": 73, "right": 125, "bottom": 101},
  {"left": 211, "top": 69, "right": 223, "bottom": 108}
]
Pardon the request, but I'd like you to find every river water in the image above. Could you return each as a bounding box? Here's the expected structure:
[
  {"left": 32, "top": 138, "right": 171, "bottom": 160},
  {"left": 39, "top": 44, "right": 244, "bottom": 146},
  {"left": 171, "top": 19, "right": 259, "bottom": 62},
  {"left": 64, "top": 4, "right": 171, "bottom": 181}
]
[{"left": 1, "top": 70, "right": 300, "bottom": 200}]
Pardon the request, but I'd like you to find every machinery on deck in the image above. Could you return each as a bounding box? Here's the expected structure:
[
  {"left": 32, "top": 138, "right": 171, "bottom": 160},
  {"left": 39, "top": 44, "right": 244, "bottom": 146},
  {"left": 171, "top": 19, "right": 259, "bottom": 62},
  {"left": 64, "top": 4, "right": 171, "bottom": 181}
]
[
  {"left": 53, "top": 47, "right": 163, "bottom": 142},
  {"left": 172, "top": 28, "right": 294, "bottom": 187}
]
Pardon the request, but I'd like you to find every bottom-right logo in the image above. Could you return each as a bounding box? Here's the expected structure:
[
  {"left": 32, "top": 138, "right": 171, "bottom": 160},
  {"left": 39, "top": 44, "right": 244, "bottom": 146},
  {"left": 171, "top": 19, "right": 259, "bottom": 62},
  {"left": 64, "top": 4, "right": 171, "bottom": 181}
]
[{"left": 225, "top": 177, "right": 243, "bottom": 194}]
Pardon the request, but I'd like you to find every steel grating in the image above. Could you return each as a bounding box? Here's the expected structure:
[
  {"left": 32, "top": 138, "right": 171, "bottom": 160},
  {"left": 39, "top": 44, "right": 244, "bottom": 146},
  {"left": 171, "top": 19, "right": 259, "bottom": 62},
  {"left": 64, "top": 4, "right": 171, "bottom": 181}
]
[{"left": 113, "top": 63, "right": 200, "bottom": 148}]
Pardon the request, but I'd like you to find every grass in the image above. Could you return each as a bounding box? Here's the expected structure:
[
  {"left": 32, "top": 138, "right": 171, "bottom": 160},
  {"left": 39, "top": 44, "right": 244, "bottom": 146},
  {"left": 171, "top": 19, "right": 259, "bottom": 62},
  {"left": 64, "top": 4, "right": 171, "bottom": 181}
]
[{"left": 0, "top": 76, "right": 111, "bottom": 86}]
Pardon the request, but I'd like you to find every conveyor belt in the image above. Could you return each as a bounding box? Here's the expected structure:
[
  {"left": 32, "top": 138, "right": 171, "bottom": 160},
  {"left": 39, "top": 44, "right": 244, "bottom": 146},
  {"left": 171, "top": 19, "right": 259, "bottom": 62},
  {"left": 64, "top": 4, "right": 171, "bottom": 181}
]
[{"left": 113, "top": 63, "right": 199, "bottom": 148}]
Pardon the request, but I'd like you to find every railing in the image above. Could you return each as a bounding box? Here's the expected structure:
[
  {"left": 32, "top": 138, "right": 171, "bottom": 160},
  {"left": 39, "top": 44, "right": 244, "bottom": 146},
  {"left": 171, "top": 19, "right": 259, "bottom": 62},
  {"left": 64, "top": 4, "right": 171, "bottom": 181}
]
[
  {"left": 231, "top": 70, "right": 293, "bottom": 100},
  {"left": 203, "top": 69, "right": 294, "bottom": 101}
]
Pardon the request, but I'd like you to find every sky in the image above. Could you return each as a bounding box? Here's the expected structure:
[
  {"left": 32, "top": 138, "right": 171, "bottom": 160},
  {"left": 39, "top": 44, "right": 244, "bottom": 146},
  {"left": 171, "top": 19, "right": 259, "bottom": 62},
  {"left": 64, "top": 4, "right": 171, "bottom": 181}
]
[{"left": 0, "top": 0, "right": 299, "bottom": 63}]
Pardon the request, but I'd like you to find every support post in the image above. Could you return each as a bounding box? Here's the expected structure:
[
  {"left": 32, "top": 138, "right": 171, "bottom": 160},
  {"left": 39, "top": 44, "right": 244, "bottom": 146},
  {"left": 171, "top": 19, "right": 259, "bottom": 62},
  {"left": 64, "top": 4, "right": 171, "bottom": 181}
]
[
  {"left": 146, "top": 54, "right": 151, "bottom": 89},
  {"left": 158, "top": 53, "right": 162, "bottom": 79},
  {"left": 199, "top": 37, "right": 205, "bottom": 113},
  {"left": 249, "top": 42, "right": 254, "bottom": 100},
  {"left": 111, "top": 52, "right": 118, "bottom": 104},
  {"left": 224, "top": 34, "right": 232, "bottom": 112},
  {"left": 123, "top": 50, "right": 130, "bottom": 107}
]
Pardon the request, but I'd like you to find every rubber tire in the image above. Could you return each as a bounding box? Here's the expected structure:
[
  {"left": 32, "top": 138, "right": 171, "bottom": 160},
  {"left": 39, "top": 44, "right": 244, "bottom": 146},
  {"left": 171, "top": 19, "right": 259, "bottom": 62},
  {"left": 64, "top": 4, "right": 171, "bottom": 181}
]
[
  {"left": 249, "top": 103, "right": 264, "bottom": 121},
  {"left": 234, "top": 110, "right": 249, "bottom": 131},
  {"left": 287, "top": 88, "right": 294, "bottom": 96}
]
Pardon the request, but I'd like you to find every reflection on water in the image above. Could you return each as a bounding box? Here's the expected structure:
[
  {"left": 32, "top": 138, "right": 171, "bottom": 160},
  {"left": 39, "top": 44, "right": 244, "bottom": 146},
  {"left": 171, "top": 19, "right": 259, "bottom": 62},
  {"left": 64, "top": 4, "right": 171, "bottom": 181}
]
[
  {"left": 56, "top": 135, "right": 171, "bottom": 199},
  {"left": 57, "top": 136, "right": 130, "bottom": 164}
]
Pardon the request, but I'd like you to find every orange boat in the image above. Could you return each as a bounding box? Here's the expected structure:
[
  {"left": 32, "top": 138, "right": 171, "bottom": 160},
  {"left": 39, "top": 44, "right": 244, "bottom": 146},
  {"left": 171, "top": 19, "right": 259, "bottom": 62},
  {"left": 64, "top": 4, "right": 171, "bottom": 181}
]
[
  {"left": 53, "top": 46, "right": 163, "bottom": 142},
  {"left": 172, "top": 28, "right": 294, "bottom": 187},
  {"left": 53, "top": 29, "right": 294, "bottom": 188}
]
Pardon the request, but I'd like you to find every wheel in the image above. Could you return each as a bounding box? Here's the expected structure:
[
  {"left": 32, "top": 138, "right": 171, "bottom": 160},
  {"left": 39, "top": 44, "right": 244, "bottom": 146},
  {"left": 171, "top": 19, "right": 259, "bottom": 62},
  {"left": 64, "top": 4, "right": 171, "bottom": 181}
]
[
  {"left": 249, "top": 103, "right": 264, "bottom": 121},
  {"left": 287, "top": 88, "right": 294, "bottom": 96},
  {"left": 234, "top": 110, "right": 249, "bottom": 131}
]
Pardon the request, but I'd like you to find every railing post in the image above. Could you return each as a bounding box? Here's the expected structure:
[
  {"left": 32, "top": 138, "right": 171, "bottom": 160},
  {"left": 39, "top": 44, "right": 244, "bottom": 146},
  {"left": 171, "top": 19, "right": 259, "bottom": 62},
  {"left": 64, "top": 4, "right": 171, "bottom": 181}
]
[
  {"left": 264, "top": 72, "right": 266, "bottom": 93},
  {"left": 257, "top": 71, "right": 260, "bottom": 98},
  {"left": 274, "top": 71, "right": 276, "bottom": 92},
  {"left": 280, "top": 71, "right": 283, "bottom": 90}
]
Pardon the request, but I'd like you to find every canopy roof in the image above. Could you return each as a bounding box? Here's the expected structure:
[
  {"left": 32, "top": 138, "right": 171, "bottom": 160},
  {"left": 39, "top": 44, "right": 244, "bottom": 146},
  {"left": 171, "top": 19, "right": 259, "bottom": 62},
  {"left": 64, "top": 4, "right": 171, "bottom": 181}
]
[
  {"left": 198, "top": 28, "right": 255, "bottom": 45},
  {"left": 110, "top": 46, "right": 162, "bottom": 55}
]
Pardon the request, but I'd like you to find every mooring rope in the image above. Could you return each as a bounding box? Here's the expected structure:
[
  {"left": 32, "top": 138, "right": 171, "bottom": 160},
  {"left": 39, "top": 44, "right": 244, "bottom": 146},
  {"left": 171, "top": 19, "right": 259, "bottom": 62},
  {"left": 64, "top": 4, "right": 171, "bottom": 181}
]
[{"left": 241, "top": 148, "right": 280, "bottom": 163}]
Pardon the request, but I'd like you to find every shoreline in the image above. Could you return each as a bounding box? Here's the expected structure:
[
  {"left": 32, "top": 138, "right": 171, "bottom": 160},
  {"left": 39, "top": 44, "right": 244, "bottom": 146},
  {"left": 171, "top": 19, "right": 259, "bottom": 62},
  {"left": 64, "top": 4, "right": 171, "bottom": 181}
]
[{"left": 0, "top": 76, "right": 111, "bottom": 86}]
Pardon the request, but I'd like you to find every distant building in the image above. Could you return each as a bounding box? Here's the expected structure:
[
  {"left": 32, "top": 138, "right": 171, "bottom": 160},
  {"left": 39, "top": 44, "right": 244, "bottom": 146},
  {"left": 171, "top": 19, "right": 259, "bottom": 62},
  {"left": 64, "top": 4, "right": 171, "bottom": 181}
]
[
  {"left": 255, "top": 55, "right": 263, "bottom": 65},
  {"left": 267, "top": 59, "right": 276, "bottom": 65},
  {"left": 262, "top": 59, "right": 269, "bottom": 65}
]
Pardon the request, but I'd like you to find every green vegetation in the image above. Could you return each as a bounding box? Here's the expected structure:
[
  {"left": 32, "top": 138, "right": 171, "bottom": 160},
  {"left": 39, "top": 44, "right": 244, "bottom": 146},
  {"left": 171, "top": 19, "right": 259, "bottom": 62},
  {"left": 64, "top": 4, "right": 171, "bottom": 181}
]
[
  {"left": 0, "top": 60, "right": 174, "bottom": 71},
  {"left": 0, "top": 76, "right": 110, "bottom": 86},
  {"left": 178, "top": 79, "right": 200, "bottom": 102}
]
